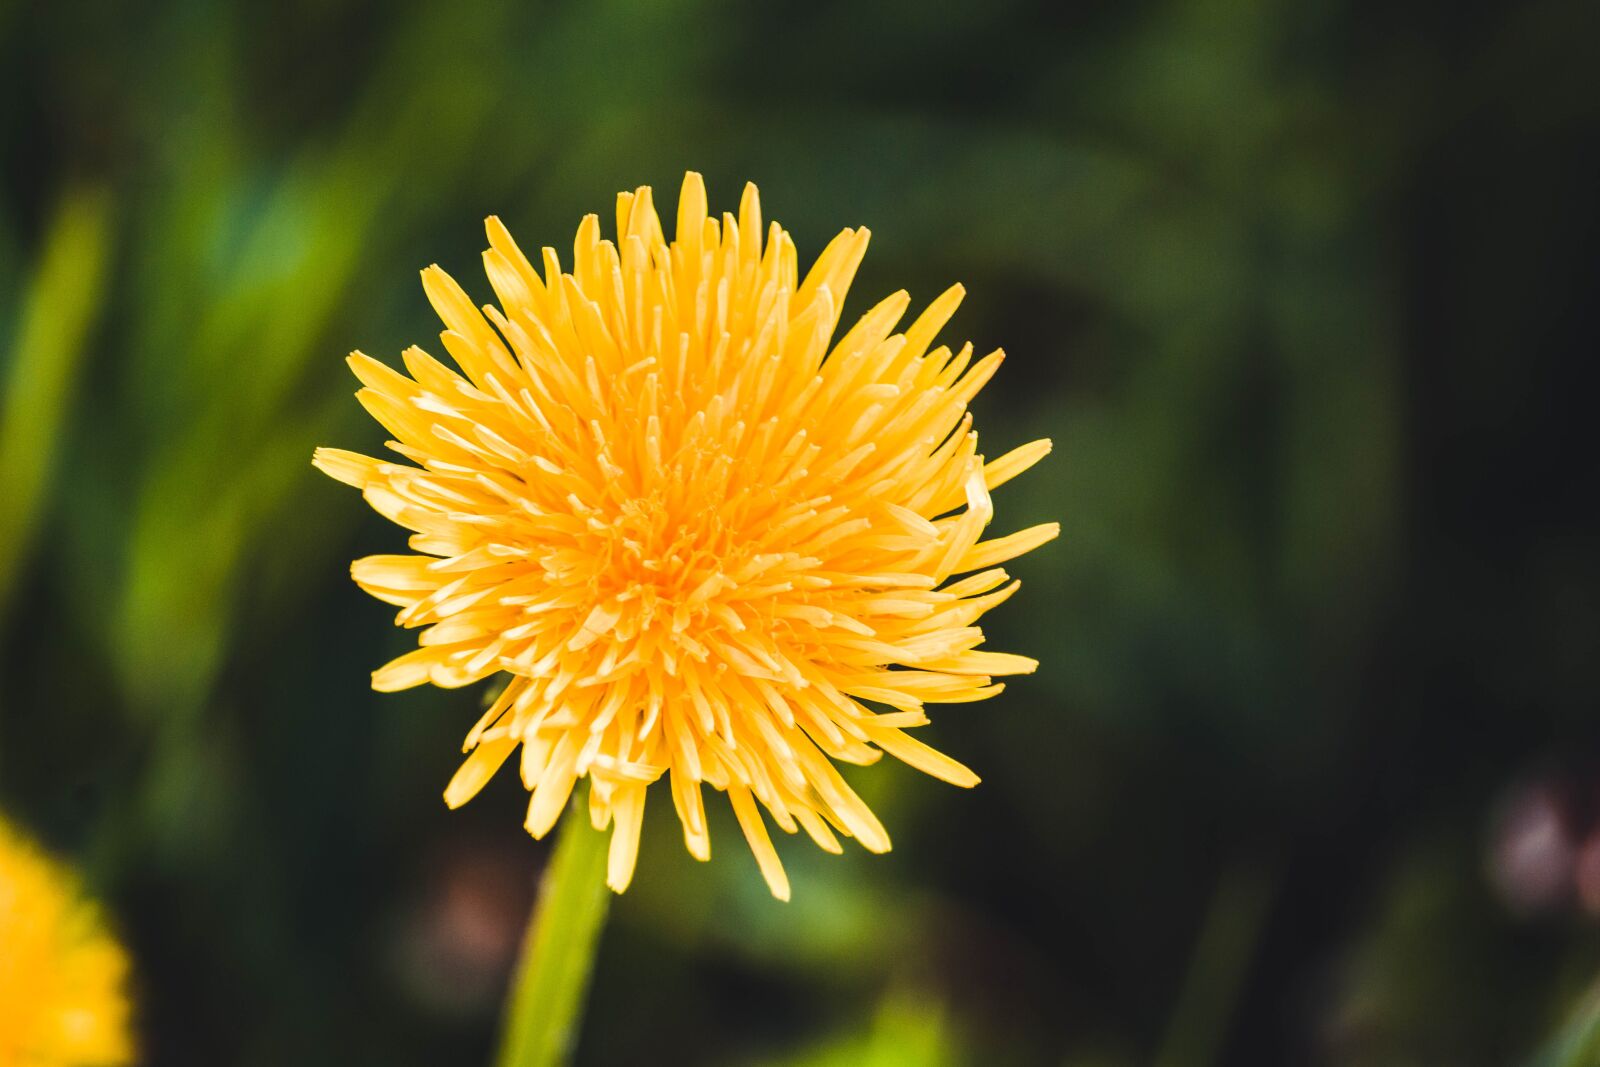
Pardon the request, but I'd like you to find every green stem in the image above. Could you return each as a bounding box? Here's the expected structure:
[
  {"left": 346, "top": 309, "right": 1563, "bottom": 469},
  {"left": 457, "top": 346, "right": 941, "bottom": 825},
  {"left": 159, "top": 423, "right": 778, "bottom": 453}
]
[{"left": 495, "top": 806, "right": 613, "bottom": 1067}]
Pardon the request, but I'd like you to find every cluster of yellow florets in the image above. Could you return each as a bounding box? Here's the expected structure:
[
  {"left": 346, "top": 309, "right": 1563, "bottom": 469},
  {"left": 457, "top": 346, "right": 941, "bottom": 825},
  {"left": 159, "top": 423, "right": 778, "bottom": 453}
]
[
  {"left": 317, "top": 173, "right": 1055, "bottom": 898},
  {"left": 0, "top": 819, "right": 133, "bottom": 1067}
]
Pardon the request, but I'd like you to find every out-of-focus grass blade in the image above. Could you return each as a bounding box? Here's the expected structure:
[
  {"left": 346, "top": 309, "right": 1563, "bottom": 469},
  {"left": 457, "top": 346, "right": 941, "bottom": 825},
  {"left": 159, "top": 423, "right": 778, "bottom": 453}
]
[
  {"left": 108, "top": 1, "right": 512, "bottom": 721},
  {"left": 0, "top": 185, "right": 113, "bottom": 615},
  {"left": 1527, "top": 981, "right": 1600, "bottom": 1067},
  {"left": 763, "top": 986, "right": 961, "bottom": 1067},
  {"left": 1154, "top": 862, "right": 1276, "bottom": 1067}
]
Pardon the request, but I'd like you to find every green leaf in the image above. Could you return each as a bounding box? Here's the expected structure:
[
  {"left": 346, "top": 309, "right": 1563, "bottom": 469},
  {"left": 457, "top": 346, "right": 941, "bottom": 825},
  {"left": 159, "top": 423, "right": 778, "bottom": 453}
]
[{"left": 0, "top": 185, "right": 113, "bottom": 615}]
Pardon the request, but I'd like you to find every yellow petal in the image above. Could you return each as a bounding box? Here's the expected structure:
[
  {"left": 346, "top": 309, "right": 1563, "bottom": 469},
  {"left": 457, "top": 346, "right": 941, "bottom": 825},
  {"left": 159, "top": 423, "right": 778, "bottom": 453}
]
[
  {"left": 960, "top": 522, "right": 1061, "bottom": 572},
  {"left": 606, "top": 785, "right": 647, "bottom": 893},
  {"left": 864, "top": 726, "right": 979, "bottom": 788},
  {"left": 728, "top": 785, "right": 789, "bottom": 902},
  {"left": 444, "top": 737, "right": 518, "bottom": 809}
]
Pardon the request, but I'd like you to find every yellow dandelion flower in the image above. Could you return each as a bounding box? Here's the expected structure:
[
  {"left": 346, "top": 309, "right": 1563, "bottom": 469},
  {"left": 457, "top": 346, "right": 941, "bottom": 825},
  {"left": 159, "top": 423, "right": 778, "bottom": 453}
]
[
  {"left": 315, "top": 173, "right": 1057, "bottom": 900},
  {"left": 0, "top": 819, "right": 134, "bottom": 1067}
]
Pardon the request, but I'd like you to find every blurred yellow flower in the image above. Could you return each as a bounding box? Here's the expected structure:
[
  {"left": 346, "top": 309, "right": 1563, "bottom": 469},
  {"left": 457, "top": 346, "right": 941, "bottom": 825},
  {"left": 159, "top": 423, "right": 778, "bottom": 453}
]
[
  {"left": 316, "top": 173, "right": 1056, "bottom": 899},
  {"left": 0, "top": 820, "right": 133, "bottom": 1067}
]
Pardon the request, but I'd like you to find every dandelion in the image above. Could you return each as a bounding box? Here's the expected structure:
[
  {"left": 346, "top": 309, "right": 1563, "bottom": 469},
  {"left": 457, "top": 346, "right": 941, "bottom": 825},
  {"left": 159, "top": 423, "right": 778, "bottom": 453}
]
[
  {"left": 0, "top": 818, "right": 133, "bottom": 1067},
  {"left": 315, "top": 173, "right": 1056, "bottom": 900}
]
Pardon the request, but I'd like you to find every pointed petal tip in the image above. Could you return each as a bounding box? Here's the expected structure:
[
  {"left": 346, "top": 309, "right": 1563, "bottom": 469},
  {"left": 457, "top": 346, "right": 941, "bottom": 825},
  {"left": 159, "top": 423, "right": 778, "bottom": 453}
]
[
  {"left": 371, "top": 652, "right": 429, "bottom": 692},
  {"left": 310, "top": 447, "right": 352, "bottom": 479},
  {"left": 443, "top": 740, "right": 516, "bottom": 809},
  {"left": 370, "top": 674, "right": 407, "bottom": 694}
]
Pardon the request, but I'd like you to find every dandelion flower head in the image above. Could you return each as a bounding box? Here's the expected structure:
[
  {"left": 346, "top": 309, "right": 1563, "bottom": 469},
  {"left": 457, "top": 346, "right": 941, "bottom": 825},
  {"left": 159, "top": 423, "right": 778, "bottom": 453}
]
[
  {"left": 315, "top": 173, "right": 1057, "bottom": 899},
  {"left": 0, "top": 818, "right": 133, "bottom": 1067}
]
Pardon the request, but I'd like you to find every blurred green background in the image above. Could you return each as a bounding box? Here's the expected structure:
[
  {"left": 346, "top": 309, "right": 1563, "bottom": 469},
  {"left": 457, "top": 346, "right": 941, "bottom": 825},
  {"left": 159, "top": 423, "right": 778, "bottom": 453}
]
[{"left": 3, "top": 0, "right": 1598, "bottom": 1064}]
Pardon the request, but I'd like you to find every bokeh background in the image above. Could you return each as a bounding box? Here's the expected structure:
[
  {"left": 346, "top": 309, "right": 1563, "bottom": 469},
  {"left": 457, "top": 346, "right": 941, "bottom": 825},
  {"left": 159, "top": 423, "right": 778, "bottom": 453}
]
[{"left": 3, "top": 1, "right": 1598, "bottom": 1064}]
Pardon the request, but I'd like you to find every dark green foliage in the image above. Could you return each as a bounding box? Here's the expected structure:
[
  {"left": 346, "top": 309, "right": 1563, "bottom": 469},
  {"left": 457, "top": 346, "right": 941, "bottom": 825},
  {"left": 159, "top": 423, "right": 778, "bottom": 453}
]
[{"left": 1, "top": 0, "right": 1596, "bottom": 1063}]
